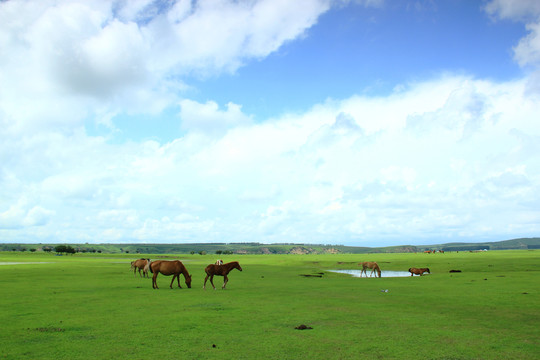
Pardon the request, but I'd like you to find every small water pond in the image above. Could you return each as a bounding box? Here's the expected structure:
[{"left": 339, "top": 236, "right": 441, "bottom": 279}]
[{"left": 329, "top": 269, "right": 411, "bottom": 278}]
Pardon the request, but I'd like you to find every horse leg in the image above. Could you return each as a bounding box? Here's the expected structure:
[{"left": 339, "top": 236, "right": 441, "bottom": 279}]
[
  {"left": 170, "top": 274, "right": 178, "bottom": 289},
  {"left": 222, "top": 275, "right": 228, "bottom": 289},
  {"left": 209, "top": 275, "right": 216, "bottom": 290},
  {"left": 152, "top": 273, "right": 159, "bottom": 289},
  {"left": 203, "top": 274, "right": 209, "bottom": 289},
  {"left": 176, "top": 274, "right": 182, "bottom": 288}
]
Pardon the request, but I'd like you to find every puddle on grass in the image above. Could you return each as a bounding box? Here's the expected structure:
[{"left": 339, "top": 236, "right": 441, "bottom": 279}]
[
  {"left": 0, "top": 262, "right": 54, "bottom": 266},
  {"left": 330, "top": 270, "right": 411, "bottom": 278}
]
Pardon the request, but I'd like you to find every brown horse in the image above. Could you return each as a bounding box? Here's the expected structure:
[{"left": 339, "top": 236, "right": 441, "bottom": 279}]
[
  {"left": 359, "top": 262, "right": 381, "bottom": 278},
  {"left": 203, "top": 261, "right": 242, "bottom": 290},
  {"left": 409, "top": 267, "right": 430, "bottom": 276},
  {"left": 131, "top": 258, "right": 150, "bottom": 278},
  {"left": 148, "top": 260, "right": 192, "bottom": 289}
]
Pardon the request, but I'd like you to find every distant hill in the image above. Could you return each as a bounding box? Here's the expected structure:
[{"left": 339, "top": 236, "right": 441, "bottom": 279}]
[{"left": 1, "top": 238, "right": 539, "bottom": 254}]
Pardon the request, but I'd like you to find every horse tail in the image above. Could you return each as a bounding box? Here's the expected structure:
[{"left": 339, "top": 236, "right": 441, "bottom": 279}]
[{"left": 148, "top": 261, "right": 153, "bottom": 273}]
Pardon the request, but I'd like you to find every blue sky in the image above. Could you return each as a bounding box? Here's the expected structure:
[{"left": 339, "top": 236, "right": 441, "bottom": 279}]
[
  {"left": 1, "top": 0, "right": 540, "bottom": 246},
  {"left": 194, "top": 1, "right": 526, "bottom": 114}
]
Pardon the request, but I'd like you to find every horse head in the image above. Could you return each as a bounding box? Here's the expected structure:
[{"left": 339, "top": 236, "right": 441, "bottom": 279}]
[
  {"left": 185, "top": 273, "right": 192, "bottom": 288},
  {"left": 235, "top": 262, "right": 243, "bottom": 271},
  {"left": 426, "top": 268, "right": 431, "bottom": 273}
]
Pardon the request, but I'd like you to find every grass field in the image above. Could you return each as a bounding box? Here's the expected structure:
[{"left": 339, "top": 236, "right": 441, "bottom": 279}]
[{"left": 0, "top": 250, "right": 538, "bottom": 359}]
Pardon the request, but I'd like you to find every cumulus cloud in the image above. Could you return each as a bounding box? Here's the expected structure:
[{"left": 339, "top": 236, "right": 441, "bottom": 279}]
[
  {"left": 0, "top": 0, "right": 331, "bottom": 134},
  {"left": 486, "top": 0, "right": 540, "bottom": 92},
  {"left": 514, "top": 22, "right": 540, "bottom": 67},
  {"left": 1, "top": 73, "right": 540, "bottom": 244}
]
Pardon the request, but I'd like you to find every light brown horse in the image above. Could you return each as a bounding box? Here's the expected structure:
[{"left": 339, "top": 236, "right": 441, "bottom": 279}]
[
  {"left": 203, "top": 261, "right": 242, "bottom": 290},
  {"left": 143, "top": 261, "right": 151, "bottom": 275},
  {"left": 358, "top": 261, "right": 381, "bottom": 278},
  {"left": 131, "top": 258, "right": 150, "bottom": 278},
  {"left": 148, "top": 260, "right": 192, "bottom": 289},
  {"left": 409, "top": 267, "right": 430, "bottom": 276}
]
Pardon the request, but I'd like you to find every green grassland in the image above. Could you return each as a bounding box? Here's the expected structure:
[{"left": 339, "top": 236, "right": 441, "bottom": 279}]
[{"left": 0, "top": 250, "right": 538, "bottom": 359}]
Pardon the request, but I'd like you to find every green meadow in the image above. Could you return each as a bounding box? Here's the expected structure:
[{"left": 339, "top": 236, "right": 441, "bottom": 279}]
[{"left": 0, "top": 250, "right": 538, "bottom": 359}]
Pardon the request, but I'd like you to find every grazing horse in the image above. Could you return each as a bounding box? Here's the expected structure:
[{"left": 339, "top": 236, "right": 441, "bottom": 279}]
[
  {"left": 409, "top": 267, "right": 430, "bottom": 276},
  {"left": 215, "top": 259, "right": 223, "bottom": 265},
  {"left": 204, "top": 261, "right": 242, "bottom": 290},
  {"left": 358, "top": 262, "right": 381, "bottom": 278},
  {"left": 148, "top": 260, "right": 192, "bottom": 289},
  {"left": 131, "top": 258, "right": 150, "bottom": 278}
]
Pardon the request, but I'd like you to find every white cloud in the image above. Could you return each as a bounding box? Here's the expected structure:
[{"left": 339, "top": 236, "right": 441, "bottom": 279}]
[
  {"left": 484, "top": 0, "right": 540, "bottom": 21},
  {"left": 1, "top": 74, "right": 539, "bottom": 244},
  {"left": 23, "top": 206, "right": 56, "bottom": 227},
  {"left": 486, "top": 0, "right": 540, "bottom": 92},
  {"left": 514, "top": 22, "right": 540, "bottom": 67},
  {"left": 179, "top": 100, "right": 252, "bottom": 135},
  {"left": 146, "top": 0, "right": 331, "bottom": 74},
  {"left": 0, "top": 0, "right": 331, "bottom": 134},
  {"left": 0, "top": 198, "right": 55, "bottom": 229}
]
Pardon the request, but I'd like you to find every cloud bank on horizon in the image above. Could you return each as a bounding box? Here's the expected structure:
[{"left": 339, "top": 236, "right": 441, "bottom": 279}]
[{"left": 1, "top": 0, "right": 539, "bottom": 246}]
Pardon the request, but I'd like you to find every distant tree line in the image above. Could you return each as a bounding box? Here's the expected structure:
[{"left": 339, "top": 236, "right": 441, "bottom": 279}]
[
  {"left": 54, "top": 245, "right": 76, "bottom": 254},
  {"left": 0, "top": 244, "right": 103, "bottom": 254}
]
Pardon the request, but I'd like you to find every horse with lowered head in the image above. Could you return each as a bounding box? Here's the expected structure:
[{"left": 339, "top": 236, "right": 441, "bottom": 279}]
[
  {"left": 409, "top": 267, "right": 430, "bottom": 276},
  {"left": 148, "top": 260, "right": 192, "bottom": 289},
  {"left": 131, "top": 258, "right": 150, "bottom": 278},
  {"left": 204, "top": 261, "right": 242, "bottom": 290},
  {"left": 358, "top": 262, "right": 382, "bottom": 278}
]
